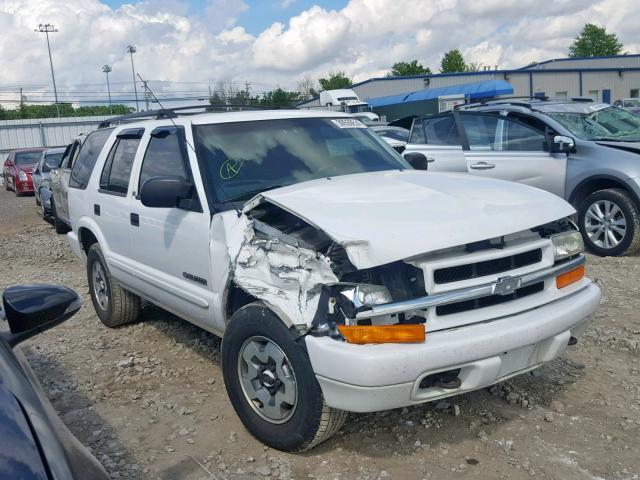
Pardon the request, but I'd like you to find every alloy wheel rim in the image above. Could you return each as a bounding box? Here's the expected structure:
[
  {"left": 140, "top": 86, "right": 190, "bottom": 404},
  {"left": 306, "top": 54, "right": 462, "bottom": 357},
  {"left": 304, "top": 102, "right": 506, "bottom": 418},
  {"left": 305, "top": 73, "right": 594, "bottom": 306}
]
[
  {"left": 92, "top": 261, "right": 109, "bottom": 311},
  {"left": 237, "top": 335, "right": 297, "bottom": 424},
  {"left": 584, "top": 199, "right": 626, "bottom": 249}
]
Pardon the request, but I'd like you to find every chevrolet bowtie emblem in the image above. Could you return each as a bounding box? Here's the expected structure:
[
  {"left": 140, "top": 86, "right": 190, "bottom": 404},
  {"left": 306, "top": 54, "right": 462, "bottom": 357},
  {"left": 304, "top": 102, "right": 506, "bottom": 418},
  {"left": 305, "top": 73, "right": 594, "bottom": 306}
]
[{"left": 492, "top": 276, "right": 522, "bottom": 296}]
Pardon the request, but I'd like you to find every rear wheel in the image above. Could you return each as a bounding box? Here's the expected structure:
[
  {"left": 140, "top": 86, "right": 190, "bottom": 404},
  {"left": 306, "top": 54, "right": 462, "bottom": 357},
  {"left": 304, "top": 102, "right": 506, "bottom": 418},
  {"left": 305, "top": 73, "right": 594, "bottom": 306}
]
[
  {"left": 86, "top": 244, "right": 140, "bottom": 328},
  {"left": 578, "top": 188, "right": 640, "bottom": 256},
  {"left": 222, "top": 303, "right": 347, "bottom": 452}
]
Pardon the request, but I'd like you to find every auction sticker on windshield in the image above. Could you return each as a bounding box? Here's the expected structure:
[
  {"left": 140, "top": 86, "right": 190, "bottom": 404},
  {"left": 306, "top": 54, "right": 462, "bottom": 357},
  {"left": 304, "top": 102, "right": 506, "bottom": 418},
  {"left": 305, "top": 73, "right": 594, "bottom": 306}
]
[{"left": 331, "top": 118, "right": 367, "bottom": 129}]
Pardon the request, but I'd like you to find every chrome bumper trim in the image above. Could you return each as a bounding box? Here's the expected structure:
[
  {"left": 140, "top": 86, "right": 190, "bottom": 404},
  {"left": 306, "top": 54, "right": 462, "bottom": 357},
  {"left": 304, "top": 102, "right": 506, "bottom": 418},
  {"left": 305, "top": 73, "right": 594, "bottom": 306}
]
[{"left": 354, "top": 255, "right": 585, "bottom": 319}]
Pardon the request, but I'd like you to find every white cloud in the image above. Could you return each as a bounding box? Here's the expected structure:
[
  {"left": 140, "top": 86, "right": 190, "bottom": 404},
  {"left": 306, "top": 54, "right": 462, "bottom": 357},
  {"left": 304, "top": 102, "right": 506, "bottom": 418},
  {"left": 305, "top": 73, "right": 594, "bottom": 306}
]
[{"left": 0, "top": 0, "right": 638, "bottom": 105}]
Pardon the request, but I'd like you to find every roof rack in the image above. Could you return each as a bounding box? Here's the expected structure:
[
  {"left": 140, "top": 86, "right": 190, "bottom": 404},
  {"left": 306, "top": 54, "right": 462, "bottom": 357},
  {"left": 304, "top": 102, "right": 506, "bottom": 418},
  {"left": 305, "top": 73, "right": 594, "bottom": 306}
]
[{"left": 97, "top": 104, "right": 296, "bottom": 128}]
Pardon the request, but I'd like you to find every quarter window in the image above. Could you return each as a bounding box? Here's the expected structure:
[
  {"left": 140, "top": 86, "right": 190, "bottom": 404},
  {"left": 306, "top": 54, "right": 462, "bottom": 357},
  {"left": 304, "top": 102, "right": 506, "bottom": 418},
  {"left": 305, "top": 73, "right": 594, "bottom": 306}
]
[
  {"left": 70, "top": 128, "right": 114, "bottom": 189},
  {"left": 100, "top": 137, "right": 141, "bottom": 194}
]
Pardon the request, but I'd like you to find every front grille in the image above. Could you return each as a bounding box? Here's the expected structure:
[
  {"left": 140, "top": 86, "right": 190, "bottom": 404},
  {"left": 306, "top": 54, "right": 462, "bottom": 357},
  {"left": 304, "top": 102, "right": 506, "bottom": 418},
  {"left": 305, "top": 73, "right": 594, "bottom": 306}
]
[
  {"left": 436, "top": 281, "right": 544, "bottom": 316},
  {"left": 433, "top": 248, "right": 542, "bottom": 284}
]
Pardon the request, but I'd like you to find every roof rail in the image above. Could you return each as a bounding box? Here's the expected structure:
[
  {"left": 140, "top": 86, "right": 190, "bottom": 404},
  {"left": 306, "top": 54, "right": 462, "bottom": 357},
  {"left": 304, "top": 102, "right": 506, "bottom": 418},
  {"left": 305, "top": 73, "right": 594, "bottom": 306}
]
[{"left": 97, "top": 103, "right": 297, "bottom": 128}]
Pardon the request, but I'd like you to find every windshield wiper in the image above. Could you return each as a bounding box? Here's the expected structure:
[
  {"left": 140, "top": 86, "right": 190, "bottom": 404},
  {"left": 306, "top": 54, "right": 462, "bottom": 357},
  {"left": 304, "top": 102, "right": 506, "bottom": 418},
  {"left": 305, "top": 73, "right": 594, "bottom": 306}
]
[{"left": 227, "top": 184, "right": 286, "bottom": 203}]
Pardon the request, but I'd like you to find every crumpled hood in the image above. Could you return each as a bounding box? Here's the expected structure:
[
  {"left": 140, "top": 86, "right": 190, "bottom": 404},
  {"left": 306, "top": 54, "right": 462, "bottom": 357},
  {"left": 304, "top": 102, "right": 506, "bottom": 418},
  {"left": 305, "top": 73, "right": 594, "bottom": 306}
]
[{"left": 246, "top": 170, "right": 575, "bottom": 269}]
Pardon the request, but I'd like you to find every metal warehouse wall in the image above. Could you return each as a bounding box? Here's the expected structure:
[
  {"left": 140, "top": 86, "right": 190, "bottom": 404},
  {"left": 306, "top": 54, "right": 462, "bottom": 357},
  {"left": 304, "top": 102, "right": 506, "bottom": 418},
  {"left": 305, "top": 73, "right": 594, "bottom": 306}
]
[
  {"left": 0, "top": 115, "right": 112, "bottom": 163},
  {"left": 528, "top": 56, "right": 640, "bottom": 70},
  {"left": 353, "top": 78, "right": 425, "bottom": 101}
]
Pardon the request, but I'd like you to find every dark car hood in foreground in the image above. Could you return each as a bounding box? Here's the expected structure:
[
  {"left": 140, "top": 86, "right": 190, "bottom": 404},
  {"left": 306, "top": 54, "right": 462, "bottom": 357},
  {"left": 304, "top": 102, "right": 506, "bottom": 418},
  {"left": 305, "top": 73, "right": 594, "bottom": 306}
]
[{"left": 0, "top": 334, "right": 109, "bottom": 480}]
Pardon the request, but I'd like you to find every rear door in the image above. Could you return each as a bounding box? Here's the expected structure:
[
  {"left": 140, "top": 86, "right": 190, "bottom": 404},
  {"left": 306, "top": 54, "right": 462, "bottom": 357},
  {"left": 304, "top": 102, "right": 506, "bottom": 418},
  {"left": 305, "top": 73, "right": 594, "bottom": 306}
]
[
  {"left": 459, "top": 112, "right": 567, "bottom": 197},
  {"left": 402, "top": 114, "right": 468, "bottom": 172},
  {"left": 94, "top": 128, "right": 143, "bottom": 262},
  {"left": 127, "top": 126, "right": 214, "bottom": 329}
]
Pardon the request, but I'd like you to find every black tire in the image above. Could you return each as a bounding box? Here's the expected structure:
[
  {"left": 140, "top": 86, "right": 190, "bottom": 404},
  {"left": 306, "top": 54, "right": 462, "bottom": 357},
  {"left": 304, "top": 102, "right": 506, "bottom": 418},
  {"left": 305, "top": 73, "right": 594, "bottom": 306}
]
[
  {"left": 578, "top": 188, "right": 640, "bottom": 256},
  {"left": 51, "top": 198, "right": 69, "bottom": 234},
  {"left": 222, "top": 303, "right": 347, "bottom": 452},
  {"left": 86, "top": 244, "right": 140, "bottom": 328}
]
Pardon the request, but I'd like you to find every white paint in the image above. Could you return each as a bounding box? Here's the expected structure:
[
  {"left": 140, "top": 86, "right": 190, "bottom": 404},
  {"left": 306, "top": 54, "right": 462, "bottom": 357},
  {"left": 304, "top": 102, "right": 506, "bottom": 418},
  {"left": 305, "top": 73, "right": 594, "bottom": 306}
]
[{"left": 249, "top": 170, "right": 576, "bottom": 270}]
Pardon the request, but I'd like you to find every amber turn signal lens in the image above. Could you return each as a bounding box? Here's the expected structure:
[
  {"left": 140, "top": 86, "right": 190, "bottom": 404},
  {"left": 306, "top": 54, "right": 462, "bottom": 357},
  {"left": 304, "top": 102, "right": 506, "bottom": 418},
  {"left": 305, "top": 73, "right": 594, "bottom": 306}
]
[
  {"left": 556, "top": 265, "right": 585, "bottom": 289},
  {"left": 338, "top": 324, "right": 425, "bottom": 344}
]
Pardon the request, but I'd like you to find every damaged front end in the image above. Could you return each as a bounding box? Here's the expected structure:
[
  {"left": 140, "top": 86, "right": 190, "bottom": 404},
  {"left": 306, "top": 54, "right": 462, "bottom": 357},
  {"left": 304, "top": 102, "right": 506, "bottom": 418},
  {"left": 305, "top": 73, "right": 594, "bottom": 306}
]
[
  {"left": 230, "top": 199, "right": 429, "bottom": 343},
  {"left": 230, "top": 197, "right": 585, "bottom": 346}
]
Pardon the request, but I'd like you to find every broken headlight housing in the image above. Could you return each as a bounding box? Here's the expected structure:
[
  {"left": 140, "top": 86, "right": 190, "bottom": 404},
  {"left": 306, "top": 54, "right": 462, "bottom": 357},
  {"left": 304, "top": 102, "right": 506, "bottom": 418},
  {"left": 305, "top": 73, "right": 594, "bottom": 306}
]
[
  {"left": 551, "top": 230, "right": 583, "bottom": 262},
  {"left": 338, "top": 284, "right": 393, "bottom": 309}
]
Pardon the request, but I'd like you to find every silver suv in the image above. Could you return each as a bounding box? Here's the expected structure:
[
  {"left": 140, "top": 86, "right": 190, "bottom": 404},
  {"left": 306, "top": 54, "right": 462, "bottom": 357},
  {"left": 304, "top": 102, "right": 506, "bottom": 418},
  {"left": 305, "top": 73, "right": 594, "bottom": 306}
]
[{"left": 403, "top": 98, "right": 640, "bottom": 256}]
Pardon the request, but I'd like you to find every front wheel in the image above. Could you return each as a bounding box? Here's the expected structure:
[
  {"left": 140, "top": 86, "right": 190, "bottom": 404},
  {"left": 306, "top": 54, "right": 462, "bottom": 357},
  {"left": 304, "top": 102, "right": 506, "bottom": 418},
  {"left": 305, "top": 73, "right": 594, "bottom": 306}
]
[
  {"left": 578, "top": 188, "right": 640, "bottom": 256},
  {"left": 51, "top": 198, "right": 69, "bottom": 234},
  {"left": 86, "top": 244, "right": 140, "bottom": 328},
  {"left": 222, "top": 303, "right": 347, "bottom": 452}
]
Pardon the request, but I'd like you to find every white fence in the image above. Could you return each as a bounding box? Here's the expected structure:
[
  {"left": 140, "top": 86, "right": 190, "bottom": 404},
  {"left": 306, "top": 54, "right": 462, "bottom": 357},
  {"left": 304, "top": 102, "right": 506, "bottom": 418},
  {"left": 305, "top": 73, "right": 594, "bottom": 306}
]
[{"left": 0, "top": 115, "right": 114, "bottom": 163}]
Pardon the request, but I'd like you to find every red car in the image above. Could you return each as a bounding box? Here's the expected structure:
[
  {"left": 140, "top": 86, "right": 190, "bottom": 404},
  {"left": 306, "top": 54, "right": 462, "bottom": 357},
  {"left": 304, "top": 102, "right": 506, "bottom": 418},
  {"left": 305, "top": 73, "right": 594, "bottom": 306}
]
[{"left": 3, "top": 148, "right": 45, "bottom": 195}]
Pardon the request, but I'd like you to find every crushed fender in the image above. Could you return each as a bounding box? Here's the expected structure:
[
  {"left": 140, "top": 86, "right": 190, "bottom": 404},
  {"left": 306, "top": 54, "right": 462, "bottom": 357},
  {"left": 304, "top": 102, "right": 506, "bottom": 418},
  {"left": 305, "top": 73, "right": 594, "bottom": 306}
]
[{"left": 231, "top": 219, "right": 338, "bottom": 327}]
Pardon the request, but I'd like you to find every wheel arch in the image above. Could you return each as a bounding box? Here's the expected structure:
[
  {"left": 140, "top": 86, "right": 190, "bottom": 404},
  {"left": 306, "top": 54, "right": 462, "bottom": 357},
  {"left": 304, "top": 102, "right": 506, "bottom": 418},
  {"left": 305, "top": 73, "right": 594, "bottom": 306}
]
[
  {"left": 76, "top": 218, "right": 110, "bottom": 257},
  {"left": 569, "top": 175, "right": 640, "bottom": 209},
  {"left": 224, "top": 282, "right": 299, "bottom": 329}
]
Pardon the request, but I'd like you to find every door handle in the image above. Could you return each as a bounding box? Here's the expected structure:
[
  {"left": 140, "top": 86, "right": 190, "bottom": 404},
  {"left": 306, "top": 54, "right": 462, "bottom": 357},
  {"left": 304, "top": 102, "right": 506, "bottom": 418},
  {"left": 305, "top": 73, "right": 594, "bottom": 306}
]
[
  {"left": 426, "top": 156, "right": 436, "bottom": 163},
  {"left": 130, "top": 213, "right": 139, "bottom": 227},
  {"left": 470, "top": 162, "right": 496, "bottom": 170}
]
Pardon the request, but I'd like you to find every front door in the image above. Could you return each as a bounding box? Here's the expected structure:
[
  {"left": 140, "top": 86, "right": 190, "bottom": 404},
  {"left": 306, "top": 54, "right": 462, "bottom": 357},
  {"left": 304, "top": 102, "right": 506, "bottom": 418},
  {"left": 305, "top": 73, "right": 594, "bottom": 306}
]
[
  {"left": 51, "top": 141, "right": 80, "bottom": 222},
  {"left": 127, "top": 126, "right": 215, "bottom": 330},
  {"left": 458, "top": 112, "right": 567, "bottom": 198},
  {"left": 402, "top": 114, "right": 468, "bottom": 172}
]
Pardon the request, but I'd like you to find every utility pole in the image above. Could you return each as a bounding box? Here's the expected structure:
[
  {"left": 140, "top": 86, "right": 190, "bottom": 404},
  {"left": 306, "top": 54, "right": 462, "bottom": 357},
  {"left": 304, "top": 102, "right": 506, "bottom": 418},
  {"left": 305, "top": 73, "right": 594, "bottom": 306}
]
[
  {"left": 102, "top": 65, "right": 113, "bottom": 115},
  {"left": 35, "top": 24, "right": 60, "bottom": 118},
  {"left": 19, "top": 88, "right": 24, "bottom": 111},
  {"left": 142, "top": 80, "right": 150, "bottom": 111},
  {"left": 127, "top": 45, "right": 139, "bottom": 112}
]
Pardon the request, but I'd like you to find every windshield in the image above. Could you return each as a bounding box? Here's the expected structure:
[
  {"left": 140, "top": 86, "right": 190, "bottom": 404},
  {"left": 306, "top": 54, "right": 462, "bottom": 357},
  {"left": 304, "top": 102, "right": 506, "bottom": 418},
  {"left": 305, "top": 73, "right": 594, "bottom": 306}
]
[
  {"left": 193, "top": 117, "right": 408, "bottom": 202},
  {"left": 346, "top": 104, "right": 371, "bottom": 114},
  {"left": 373, "top": 128, "right": 409, "bottom": 142},
  {"left": 14, "top": 151, "right": 42, "bottom": 165},
  {"left": 547, "top": 106, "right": 640, "bottom": 141}
]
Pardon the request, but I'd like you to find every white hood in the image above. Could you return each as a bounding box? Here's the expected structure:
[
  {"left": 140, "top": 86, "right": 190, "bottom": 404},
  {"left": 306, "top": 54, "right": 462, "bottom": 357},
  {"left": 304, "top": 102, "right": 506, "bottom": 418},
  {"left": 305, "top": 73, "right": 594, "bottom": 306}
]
[{"left": 247, "top": 170, "right": 575, "bottom": 269}]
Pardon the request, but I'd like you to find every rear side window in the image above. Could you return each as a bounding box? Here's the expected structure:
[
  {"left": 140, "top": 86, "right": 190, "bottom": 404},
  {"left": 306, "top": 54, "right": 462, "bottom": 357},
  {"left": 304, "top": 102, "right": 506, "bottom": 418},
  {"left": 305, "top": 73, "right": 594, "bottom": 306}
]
[
  {"left": 422, "top": 116, "right": 460, "bottom": 145},
  {"left": 70, "top": 128, "right": 114, "bottom": 189},
  {"left": 100, "top": 137, "right": 141, "bottom": 195},
  {"left": 138, "top": 128, "right": 189, "bottom": 189}
]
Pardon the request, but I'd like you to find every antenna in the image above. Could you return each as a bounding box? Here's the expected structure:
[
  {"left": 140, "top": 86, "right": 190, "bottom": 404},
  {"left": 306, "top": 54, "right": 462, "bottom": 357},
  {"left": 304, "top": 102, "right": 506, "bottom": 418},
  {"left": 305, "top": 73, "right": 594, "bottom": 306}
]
[{"left": 136, "top": 73, "right": 242, "bottom": 216}]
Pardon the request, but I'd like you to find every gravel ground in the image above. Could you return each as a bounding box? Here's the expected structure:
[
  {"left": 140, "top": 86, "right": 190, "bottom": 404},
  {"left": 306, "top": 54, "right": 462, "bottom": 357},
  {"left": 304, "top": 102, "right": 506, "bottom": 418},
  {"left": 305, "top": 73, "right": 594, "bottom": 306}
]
[{"left": 1, "top": 188, "right": 639, "bottom": 480}]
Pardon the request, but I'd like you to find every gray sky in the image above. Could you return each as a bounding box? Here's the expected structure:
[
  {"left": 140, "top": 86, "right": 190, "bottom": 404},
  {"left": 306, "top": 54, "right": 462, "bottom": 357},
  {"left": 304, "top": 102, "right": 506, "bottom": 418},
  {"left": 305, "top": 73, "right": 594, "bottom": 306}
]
[{"left": 0, "top": 0, "right": 637, "bottom": 104}]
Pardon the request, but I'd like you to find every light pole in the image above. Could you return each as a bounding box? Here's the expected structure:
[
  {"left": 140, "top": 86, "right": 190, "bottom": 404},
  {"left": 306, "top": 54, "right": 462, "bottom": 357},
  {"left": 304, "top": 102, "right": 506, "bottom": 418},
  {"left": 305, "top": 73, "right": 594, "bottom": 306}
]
[
  {"left": 35, "top": 24, "right": 60, "bottom": 118},
  {"left": 126, "top": 45, "right": 139, "bottom": 112},
  {"left": 102, "top": 65, "right": 113, "bottom": 115}
]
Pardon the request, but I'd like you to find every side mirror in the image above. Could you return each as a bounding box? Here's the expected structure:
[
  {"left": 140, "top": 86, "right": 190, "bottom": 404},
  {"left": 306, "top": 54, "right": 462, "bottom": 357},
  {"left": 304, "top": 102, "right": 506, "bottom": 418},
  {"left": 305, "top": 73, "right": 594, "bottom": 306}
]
[
  {"left": 4, "top": 159, "right": 13, "bottom": 167},
  {"left": 1, "top": 284, "right": 82, "bottom": 347},
  {"left": 139, "top": 176, "right": 193, "bottom": 208},
  {"left": 553, "top": 135, "right": 575, "bottom": 154},
  {"left": 404, "top": 152, "right": 429, "bottom": 171}
]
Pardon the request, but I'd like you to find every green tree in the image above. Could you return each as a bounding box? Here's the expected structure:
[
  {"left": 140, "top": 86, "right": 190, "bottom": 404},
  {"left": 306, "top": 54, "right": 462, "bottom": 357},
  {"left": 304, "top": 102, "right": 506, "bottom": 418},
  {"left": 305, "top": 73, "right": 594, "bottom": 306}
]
[
  {"left": 318, "top": 71, "right": 351, "bottom": 90},
  {"left": 0, "top": 103, "right": 132, "bottom": 120},
  {"left": 440, "top": 49, "right": 467, "bottom": 73},
  {"left": 569, "top": 23, "right": 624, "bottom": 57},
  {"left": 389, "top": 60, "right": 431, "bottom": 76}
]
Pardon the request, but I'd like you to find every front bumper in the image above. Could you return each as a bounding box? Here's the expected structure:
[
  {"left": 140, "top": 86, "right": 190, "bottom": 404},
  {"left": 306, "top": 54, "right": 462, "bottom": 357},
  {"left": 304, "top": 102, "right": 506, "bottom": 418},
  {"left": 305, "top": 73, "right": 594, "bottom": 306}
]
[{"left": 305, "top": 282, "right": 600, "bottom": 412}]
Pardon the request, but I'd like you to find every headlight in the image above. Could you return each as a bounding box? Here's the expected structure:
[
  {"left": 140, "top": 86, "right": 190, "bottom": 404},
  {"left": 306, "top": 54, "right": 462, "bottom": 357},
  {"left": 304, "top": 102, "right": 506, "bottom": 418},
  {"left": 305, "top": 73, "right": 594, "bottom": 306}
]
[
  {"left": 18, "top": 171, "right": 27, "bottom": 181},
  {"left": 339, "top": 284, "right": 393, "bottom": 308},
  {"left": 552, "top": 230, "right": 583, "bottom": 261}
]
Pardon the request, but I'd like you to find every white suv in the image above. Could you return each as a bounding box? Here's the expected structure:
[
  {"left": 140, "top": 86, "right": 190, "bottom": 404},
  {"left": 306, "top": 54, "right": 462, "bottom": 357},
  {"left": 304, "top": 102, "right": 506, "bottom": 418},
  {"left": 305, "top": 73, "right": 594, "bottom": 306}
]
[{"left": 66, "top": 108, "right": 601, "bottom": 452}]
